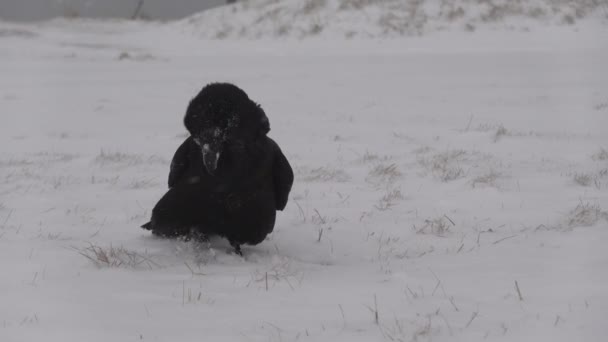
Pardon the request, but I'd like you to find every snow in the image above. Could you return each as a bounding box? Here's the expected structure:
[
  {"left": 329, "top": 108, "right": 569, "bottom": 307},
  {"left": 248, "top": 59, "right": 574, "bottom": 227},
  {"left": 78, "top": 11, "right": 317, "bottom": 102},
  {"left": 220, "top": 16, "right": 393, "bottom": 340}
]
[
  {"left": 1, "top": 4, "right": 608, "bottom": 341},
  {"left": 173, "top": 0, "right": 608, "bottom": 39}
]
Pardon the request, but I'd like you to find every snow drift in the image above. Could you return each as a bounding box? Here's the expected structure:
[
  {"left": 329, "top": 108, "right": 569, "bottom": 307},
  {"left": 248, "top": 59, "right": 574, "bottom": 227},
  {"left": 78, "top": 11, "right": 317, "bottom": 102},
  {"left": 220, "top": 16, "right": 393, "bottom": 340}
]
[{"left": 176, "top": 0, "right": 608, "bottom": 39}]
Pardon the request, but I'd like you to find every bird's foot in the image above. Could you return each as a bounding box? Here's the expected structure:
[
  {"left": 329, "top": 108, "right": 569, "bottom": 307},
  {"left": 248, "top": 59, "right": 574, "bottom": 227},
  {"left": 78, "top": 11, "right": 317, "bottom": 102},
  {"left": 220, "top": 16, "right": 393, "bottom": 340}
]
[{"left": 230, "top": 241, "right": 243, "bottom": 257}]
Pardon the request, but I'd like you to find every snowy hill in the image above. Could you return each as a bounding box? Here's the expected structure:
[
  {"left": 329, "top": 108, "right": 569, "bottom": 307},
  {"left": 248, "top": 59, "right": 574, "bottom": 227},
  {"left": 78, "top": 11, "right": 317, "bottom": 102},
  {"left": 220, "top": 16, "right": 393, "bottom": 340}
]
[{"left": 176, "top": 0, "right": 608, "bottom": 39}]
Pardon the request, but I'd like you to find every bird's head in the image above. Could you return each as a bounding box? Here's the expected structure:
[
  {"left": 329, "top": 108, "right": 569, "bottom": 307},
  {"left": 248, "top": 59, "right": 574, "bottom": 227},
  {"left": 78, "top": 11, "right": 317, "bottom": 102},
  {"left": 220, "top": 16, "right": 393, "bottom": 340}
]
[{"left": 184, "top": 83, "right": 270, "bottom": 175}]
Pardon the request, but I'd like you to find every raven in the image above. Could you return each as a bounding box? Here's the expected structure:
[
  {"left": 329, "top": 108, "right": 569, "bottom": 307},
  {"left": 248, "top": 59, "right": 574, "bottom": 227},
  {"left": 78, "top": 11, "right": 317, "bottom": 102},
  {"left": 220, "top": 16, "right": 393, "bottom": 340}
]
[{"left": 142, "top": 83, "right": 294, "bottom": 255}]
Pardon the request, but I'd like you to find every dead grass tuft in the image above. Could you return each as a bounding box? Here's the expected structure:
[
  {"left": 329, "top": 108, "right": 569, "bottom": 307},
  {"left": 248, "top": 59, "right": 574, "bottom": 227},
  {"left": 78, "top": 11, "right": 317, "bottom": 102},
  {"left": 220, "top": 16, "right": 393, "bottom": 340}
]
[
  {"left": 573, "top": 173, "right": 593, "bottom": 187},
  {"left": 117, "top": 52, "right": 160, "bottom": 62},
  {"left": 594, "top": 102, "right": 608, "bottom": 111},
  {"left": 126, "top": 178, "right": 158, "bottom": 190},
  {"left": 299, "top": 0, "right": 327, "bottom": 15},
  {"left": 0, "top": 153, "right": 77, "bottom": 169},
  {"left": 367, "top": 163, "right": 402, "bottom": 184},
  {"left": 494, "top": 125, "right": 510, "bottom": 142},
  {"left": 471, "top": 170, "right": 502, "bottom": 188},
  {"left": 47, "top": 175, "right": 80, "bottom": 190},
  {"left": 375, "top": 188, "right": 404, "bottom": 211},
  {"left": 565, "top": 202, "right": 608, "bottom": 229},
  {"left": 360, "top": 151, "right": 392, "bottom": 164},
  {"left": 95, "top": 151, "right": 140, "bottom": 165},
  {"left": 298, "top": 166, "right": 350, "bottom": 182},
  {"left": 34, "top": 152, "right": 78, "bottom": 164},
  {"left": 414, "top": 215, "right": 455, "bottom": 237},
  {"left": 379, "top": 311, "right": 442, "bottom": 342},
  {"left": 419, "top": 150, "right": 467, "bottom": 182},
  {"left": 94, "top": 150, "right": 167, "bottom": 167},
  {"left": 413, "top": 146, "right": 432, "bottom": 155},
  {"left": 592, "top": 147, "right": 608, "bottom": 161},
  {"left": 74, "top": 243, "right": 160, "bottom": 269},
  {"left": 338, "top": 0, "right": 378, "bottom": 10},
  {"left": 570, "top": 169, "right": 607, "bottom": 189},
  {"left": 90, "top": 175, "right": 120, "bottom": 185},
  {"left": 0, "top": 158, "right": 34, "bottom": 168},
  {"left": 0, "top": 28, "right": 37, "bottom": 38}
]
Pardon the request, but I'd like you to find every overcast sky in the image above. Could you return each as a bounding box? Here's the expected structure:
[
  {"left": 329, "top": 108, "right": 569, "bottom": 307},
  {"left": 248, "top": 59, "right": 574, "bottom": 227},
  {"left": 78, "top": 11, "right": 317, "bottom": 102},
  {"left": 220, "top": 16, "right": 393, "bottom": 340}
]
[{"left": 0, "top": 0, "right": 225, "bottom": 21}]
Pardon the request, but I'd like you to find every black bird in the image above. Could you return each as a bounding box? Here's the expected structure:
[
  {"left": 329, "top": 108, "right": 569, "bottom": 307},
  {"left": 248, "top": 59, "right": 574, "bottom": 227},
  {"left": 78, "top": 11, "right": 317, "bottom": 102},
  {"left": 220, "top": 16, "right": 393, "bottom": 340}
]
[{"left": 141, "top": 83, "right": 294, "bottom": 255}]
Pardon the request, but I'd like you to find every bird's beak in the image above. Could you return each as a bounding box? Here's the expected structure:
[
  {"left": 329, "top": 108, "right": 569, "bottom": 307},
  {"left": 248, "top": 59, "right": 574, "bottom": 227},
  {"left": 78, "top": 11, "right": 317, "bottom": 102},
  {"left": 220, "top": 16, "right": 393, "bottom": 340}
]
[{"left": 201, "top": 143, "right": 221, "bottom": 175}]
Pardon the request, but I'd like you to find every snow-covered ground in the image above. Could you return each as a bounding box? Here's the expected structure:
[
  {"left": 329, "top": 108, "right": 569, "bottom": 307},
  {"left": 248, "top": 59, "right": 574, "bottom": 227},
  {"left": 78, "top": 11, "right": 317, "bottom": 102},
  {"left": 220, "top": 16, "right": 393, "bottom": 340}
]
[{"left": 1, "top": 5, "right": 608, "bottom": 341}]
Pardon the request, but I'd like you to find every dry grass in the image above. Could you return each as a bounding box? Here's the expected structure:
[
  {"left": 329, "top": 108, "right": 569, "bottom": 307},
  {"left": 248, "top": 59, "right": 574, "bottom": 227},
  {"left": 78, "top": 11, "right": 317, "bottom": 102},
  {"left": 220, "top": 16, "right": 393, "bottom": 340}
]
[
  {"left": 0, "top": 158, "right": 34, "bottom": 168},
  {"left": 418, "top": 150, "right": 467, "bottom": 182},
  {"left": 571, "top": 169, "right": 607, "bottom": 189},
  {"left": 379, "top": 311, "right": 443, "bottom": 342},
  {"left": 413, "top": 146, "right": 432, "bottom": 155},
  {"left": 470, "top": 170, "right": 502, "bottom": 188},
  {"left": 126, "top": 178, "right": 158, "bottom": 190},
  {"left": 360, "top": 151, "right": 392, "bottom": 164},
  {"left": 310, "top": 208, "right": 339, "bottom": 245},
  {"left": 598, "top": 169, "right": 607, "bottom": 187},
  {"left": 249, "top": 257, "right": 303, "bottom": 291},
  {"left": 117, "top": 51, "right": 160, "bottom": 62},
  {"left": 414, "top": 215, "right": 455, "bottom": 237},
  {"left": 537, "top": 202, "right": 608, "bottom": 232},
  {"left": 338, "top": 0, "right": 382, "bottom": 10},
  {"left": 1, "top": 153, "right": 77, "bottom": 168},
  {"left": 367, "top": 163, "right": 402, "bottom": 184},
  {"left": 298, "top": 166, "right": 350, "bottom": 182},
  {"left": 95, "top": 151, "right": 140, "bottom": 165},
  {"left": 375, "top": 188, "right": 404, "bottom": 211},
  {"left": 386, "top": 0, "right": 429, "bottom": 35},
  {"left": 94, "top": 150, "right": 167, "bottom": 167},
  {"left": 564, "top": 202, "right": 608, "bottom": 229},
  {"left": 3, "top": 169, "right": 42, "bottom": 184},
  {"left": 0, "top": 28, "right": 37, "bottom": 38},
  {"left": 74, "top": 243, "right": 160, "bottom": 269},
  {"left": 592, "top": 147, "right": 608, "bottom": 161},
  {"left": 573, "top": 173, "right": 593, "bottom": 187},
  {"left": 180, "top": 281, "right": 214, "bottom": 305},
  {"left": 35, "top": 152, "right": 78, "bottom": 164},
  {"left": 300, "top": 0, "right": 327, "bottom": 15},
  {"left": 90, "top": 175, "right": 120, "bottom": 185},
  {"left": 594, "top": 102, "right": 608, "bottom": 111},
  {"left": 494, "top": 125, "right": 510, "bottom": 142},
  {"left": 47, "top": 175, "right": 80, "bottom": 190}
]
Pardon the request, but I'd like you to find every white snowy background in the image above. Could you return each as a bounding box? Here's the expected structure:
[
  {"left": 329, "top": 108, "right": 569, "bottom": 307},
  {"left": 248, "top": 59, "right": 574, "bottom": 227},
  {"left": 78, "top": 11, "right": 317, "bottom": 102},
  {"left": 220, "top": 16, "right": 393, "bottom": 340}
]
[{"left": 1, "top": 0, "right": 607, "bottom": 341}]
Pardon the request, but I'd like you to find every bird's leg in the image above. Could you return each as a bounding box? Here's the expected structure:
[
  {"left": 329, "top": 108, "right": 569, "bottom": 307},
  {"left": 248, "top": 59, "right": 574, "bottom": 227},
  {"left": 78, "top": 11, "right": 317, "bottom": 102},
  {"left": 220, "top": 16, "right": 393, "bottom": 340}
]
[{"left": 230, "top": 240, "right": 243, "bottom": 256}]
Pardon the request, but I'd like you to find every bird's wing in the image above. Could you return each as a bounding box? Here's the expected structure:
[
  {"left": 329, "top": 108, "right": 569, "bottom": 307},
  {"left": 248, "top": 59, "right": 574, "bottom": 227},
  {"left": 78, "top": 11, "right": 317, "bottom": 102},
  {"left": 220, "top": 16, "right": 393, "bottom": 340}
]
[
  {"left": 168, "top": 137, "right": 192, "bottom": 188},
  {"left": 271, "top": 139, "right": 294, "bottom": 211}
]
